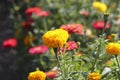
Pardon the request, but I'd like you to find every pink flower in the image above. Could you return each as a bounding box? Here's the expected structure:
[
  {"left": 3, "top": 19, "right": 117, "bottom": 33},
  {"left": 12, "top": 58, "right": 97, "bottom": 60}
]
[
  {"left": 25, "top": 7, "right": 42, "bottom": 17},
  {"left": 3, "top": 38, "right": 17, "bottom": 48},
  {"left": 66, "top": 41, "right": 78, "bottom": 51},
  {"left": 45, "top": 70, "right": 59, "bottom": 79},
  {"left": 58, "top": 41, "right": 78, "bottom": 54},
  {"left": 60, "top": 24, "right": 84, "bottom": 35},
  {"left": 92, "top": 21, "right": 110, "bottom": 30},
  {"left": 37, "top": 10, "right": 50, "bottom": 17},
  {"left": 29, "top": 45, "right": 48, "bottom": 55},
  {"left": 79, "top": 10, "right": 90, "bottom": 16}
]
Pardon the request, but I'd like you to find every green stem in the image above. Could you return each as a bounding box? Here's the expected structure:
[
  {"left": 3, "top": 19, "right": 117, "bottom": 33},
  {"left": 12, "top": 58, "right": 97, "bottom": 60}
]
[
  {"left": 54, "top": 48, "right": 65, "bottom": 80},
  {"left": 102, "top": 13, "right": 109, "bottom": 34},
  {"left": 90, "top": 40, "right": 103, "bottom": 72},
  {"left": 38, "top": 56, "right": 45, "bottom": 71},
  {"left": 43, "top": 18, "right": 48, "bottom": 32},
  {"left": 114, "top": 55, "right": 120, "bottom": 80},
  {"left": 102, "top": 21, "right": 107, "bottom": 34}
]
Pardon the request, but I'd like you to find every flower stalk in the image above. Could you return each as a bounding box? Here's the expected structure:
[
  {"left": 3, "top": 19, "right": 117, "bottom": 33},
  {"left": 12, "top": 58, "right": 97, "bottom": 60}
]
[
  {"left": 54, "top": 48, "right": 66, "bottom": 79},
  {"left": 114, "top": 55, "right": 120, "bottom": 80}
]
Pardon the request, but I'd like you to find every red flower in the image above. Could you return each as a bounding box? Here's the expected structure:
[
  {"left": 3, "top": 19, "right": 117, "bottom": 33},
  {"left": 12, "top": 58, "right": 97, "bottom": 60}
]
[
  {"left": 29, "top": 45, "right": 48, "bottom": 55},
  {"left": 3, "top": 38, "right": 17, "bottom": 48},
  {"left": 45, "top": 70, "right": 59, "bottom": 79},
  {"left": 66, "top": 41, "right": 78, "bottom": 51},
  {"left": 92, "top": 21, "right": 110, "bottom": 30},
  {"left": 22, "top": 19, "right": 34, "bottom": 30},
  {"left": 25, "top": 7, "right": 42, "bottom": 17},
  {"left": 25, "top": 7, "right": 50, "bottom": 17},
  {"left": 60, "top": 24, "right": 84, "bottom": 35}
]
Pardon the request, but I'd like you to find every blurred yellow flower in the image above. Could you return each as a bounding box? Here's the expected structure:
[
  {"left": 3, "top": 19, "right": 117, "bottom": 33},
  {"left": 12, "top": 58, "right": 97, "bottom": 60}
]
[
  {"left": 106, "top": 42, "right": 120, "bottom": 54},
  {"left": 88, "top": 72, "right": 101, "bottom": 80},
  {"left": 92, "top": 1, "right": 107, "bottom": 13},
  {"left": 42, "top": 29, "right": 69, "bottom": 48},
  {"left": 28, "top": 70, "right": 46, "bottom": 80}
]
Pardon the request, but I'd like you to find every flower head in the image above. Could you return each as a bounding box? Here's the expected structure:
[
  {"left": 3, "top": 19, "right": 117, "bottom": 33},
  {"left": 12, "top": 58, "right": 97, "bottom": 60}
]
[
  {"left": 25, "top": 7, "right": 50, "bottom": 17},
  {"left": 3, "top": 38, "right": 17, "bottom": 48},
  {"left": 29, "top": 45, "right": 48, "bottom": 55},
  {"left": 25, "top": 7, "right": 42, "bottom": 17},
  {"left": 28, "top": 70, "right": 46, "bottom": 80},
  {"left": 60, "top": 24, "right": 84, "bottom": 35},
  {"left": 42, "top": 29, "right": 69, "bottom": 48},
  {"left": 45, "top": 70, "right": 59, "bottom": 79},
  {"left": 106, "top": 42, "right": 120, "bottom": 55},
  {"left": 66, "top": 41, "right": 78, "bottom": 51},
  {"left": 92, "top": 21, "right": 110, "bottom": 30},
  {"left": 92, "top": 1, "right": 107, "bottom": 13},
  {"left": 88, "top": 72, "right": 101, "bottom": 80},
  {"left": 79, "top": 10, "right": 90, "bottom": 16}
]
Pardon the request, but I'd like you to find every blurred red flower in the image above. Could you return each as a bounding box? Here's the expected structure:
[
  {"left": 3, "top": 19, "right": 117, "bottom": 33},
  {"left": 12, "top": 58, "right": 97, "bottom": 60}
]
[
  {"left": 25, "top": 7, "right": 42, "bottom": 17},
  {"left": 66, "top": 41, "right": 78, "bottom": 51},
  {"left": 25, "top": 7, "right": 50, "bottom": 17},
  {"left": 92, "top": 21, "right": 110, "bottom": 30},
  {"left": 60, "top": 24, "right": 84, "bottom": 35},
  {"left": 29, "top": 45, "right": 48, "bottom": 55},
  {"left": 45, "top": 70, "right": 59, "bottom": 79},
  {"left": 22, "top": 19, "right": 34, "bottom": 30},
  {"left": 3, "top": 38, "right": 17, "bottom": 48}
]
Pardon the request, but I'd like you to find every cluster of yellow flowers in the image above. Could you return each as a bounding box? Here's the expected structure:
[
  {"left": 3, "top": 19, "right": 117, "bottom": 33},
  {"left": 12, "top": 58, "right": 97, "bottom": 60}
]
[
  {"left": 42, "top": 29, "right": 69, "bottom": 48},
  {"left": 106, "top": 42, "right": 120, "bottom": 55},
  {"left": 92, "top": 1, "right": 107, "bottom": 13},
  {"left": 88, "top": 72, "right": 101, "bottom": 80},
  {"left": 28, "top": 70, "right": 46, "bottom": 80}
]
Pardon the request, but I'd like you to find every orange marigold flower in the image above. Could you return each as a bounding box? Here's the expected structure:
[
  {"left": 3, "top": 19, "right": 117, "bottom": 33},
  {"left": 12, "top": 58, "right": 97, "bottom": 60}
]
[
  {"left": 88, "top": 72, "right": 101, "bottom": 80},
  {"left": 42, "top": 29, "right": 69, "bottom": 48},
  {"left": 60, "top": 23, "right": 84, "bottom": 35},
  {"left": 106, "top": 42, "right": 120, "bottom": 54},
  {"left": 28, "top": 70, "right": 46, "bottom": 80}
]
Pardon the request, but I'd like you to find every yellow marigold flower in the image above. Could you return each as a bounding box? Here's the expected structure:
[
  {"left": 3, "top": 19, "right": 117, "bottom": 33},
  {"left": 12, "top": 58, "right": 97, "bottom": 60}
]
[
  {"left": 99, "top": 3, "right": 107, "bottom": 12},
  {"left": 88, "top": 72, "right": 101, "bottom": 80},
  {"left": 92, "top": 1, "right": 107, "bottom": 13},
  {"left": 106, "top": 42, "right": 120, "bottom": 54},
  {"left": 93, "top": 1, "right": 101, "bottom": 9},
  {"left": 28, "top": 70, "right": 46, "bottom": 80},
  {"left": 42, "top": 29, "right": 69, "bottom": 48}
]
